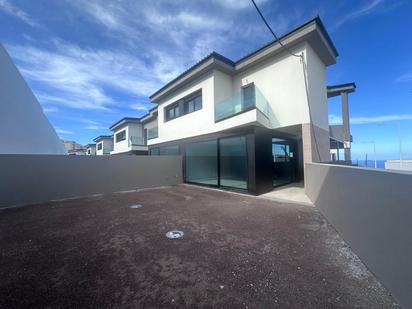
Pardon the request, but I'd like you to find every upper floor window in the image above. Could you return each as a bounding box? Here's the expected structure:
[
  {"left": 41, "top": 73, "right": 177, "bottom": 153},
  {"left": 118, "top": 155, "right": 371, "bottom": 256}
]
[
  {"left": 115, "top": 130, "right": 126, "bottom": 143},
  {"left": 242, "top": 83, "right": 255, "bottom": 109},
  {"left": 97, "top": 143, "right": 102, "bottom": 150},
  {"left": 165, "top": 103, "right": 180, "bottom": 121},
  {"left": 184, "top": 94, "right": 202, "bottom": 114},
  {"left": 164, "top": 89, "right": 202, "bottom": 122}
]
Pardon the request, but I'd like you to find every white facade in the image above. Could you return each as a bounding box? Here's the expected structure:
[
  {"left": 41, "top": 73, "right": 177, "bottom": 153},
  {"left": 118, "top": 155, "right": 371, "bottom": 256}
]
[
  {"left": 0, "top": 44, "right": 66, "bottom": 154},
  {"left": 148, "top": 42, "right": 329, "bottom": 146},
  {"left": 110, "top": 119, "right": 147, "bottom": 155},
  {"left": 86, "top": 144, "right": 96, "bottom": 155},
  {"left": 94, "top": 137, "right": 113, "bottom": 155}
]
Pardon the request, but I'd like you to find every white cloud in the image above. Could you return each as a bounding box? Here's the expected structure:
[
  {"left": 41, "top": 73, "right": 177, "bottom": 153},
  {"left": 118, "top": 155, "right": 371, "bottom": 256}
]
[
  {"left": 130, "top": 103, "right": 149, "bottom": 111},
  {"left": 42, "top": 106, "right": 58, "bottom": 113},
  {"left": 329, "top": 114, "right": 342, "bottom": 125},
  {"left": 330, "top": 113, "right": 412, "bottom": 125},
  {"left": 56, "top": 128, "right": 74, "bottom": 135},
  {"left": 0, "top": 0, "right": 38, "bottom": 27},
  {"left": 333, "top": 0, "right": 384, "bottom": 29},
  {"left": 395, "top": 72, "right": 412, "bottom": 83},
  {"left": 7, "top": 40, "right": 186, "bottom": 110}
]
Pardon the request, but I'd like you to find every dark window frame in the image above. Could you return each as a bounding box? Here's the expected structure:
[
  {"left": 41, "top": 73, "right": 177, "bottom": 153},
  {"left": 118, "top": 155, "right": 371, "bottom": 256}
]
[
  {"left": 184, "top": 92, "right": 202, "bottom": 114},
  {"left": 164, "top": 89, "right": 202, "bottom": 122},
  {"left": 115, "top": 130, "right": 126, "bottom": 143},
  {"left": 97, "top": 143, "right": 103, "bottom": 150}
]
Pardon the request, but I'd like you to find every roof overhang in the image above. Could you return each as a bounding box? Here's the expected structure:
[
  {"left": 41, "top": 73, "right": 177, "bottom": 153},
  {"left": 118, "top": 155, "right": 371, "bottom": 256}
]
[
  {"left": 93, "top": 135, "right": 112, "bottom": 143},
  {"left": 109, "top": 117, "right": 140, "bottom": 131},
  {"left": 149, "top": 17, "right": 338, "bottom": 104},
  {"left": 150, "top": 55, "right": 234, "bottom": 103},
  {"left": 327, "top": 83, "right": 356, "bottom": 98}
]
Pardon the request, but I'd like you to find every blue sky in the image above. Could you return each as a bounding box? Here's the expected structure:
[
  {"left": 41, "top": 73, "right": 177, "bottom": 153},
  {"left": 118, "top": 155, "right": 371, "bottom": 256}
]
[{"left": 0, "top": 0, "right": 411, "bottom": 160}]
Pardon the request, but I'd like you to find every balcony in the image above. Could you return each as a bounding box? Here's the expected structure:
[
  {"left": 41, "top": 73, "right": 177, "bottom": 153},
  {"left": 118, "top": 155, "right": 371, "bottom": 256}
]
[
  {"left": 147, "top": 127, "right": 158, "bottom": 140},
  {"left": 129, "top": 136, "right": 145, "bottom": 146},
  {"left": 215, "top": 85, "right": 269, "bottom": 122}
]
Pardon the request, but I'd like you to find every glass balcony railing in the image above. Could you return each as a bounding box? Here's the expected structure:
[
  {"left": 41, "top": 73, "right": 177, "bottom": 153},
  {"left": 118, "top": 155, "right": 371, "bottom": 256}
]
[
  {"left": 129, "top": 136, "right": 144, "bottom": 146},
  {"left": 215, "top": 85, "right": 269, "bottom": 122},
  {"left": 147, "top": 127, "right": 158, "bottom": 140}
]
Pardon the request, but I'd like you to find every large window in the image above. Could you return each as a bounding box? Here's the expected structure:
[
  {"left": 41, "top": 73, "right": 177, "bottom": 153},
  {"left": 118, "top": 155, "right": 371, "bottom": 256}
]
[
  {"left": 185, "top": 140, "right": 218, "bottom": 186},
  {"left": 97, "top": 143, "right": 102, "bottom": 150},
  {"left": 159, "top": 145, "right": 179, "bottom": 155},
  {"left": 164, "top": 89, "right": 202, "bottom": 122},
  {"left": 184, "top": 94, "right": 202, "bottom": 114},
  {"left": 219, "top": 136, "right": 248, "bottom": 189},
  {"left": 242, "top": 83, "right": 255, "bottom": 110},
  {"left": 165, "top": 104, "right": 180, "bottom": 121},
  {"left": 115, "top": 130, "right": 126, "bottom": 143}
]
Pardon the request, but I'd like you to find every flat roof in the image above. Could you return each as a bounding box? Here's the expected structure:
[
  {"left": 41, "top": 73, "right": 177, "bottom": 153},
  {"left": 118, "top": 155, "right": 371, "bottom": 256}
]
[
  {"left": 327, "top": 83, "right": 356, "bottom": 98},
  {"left": 150, "top": 16, "right": 338, "bottom": 103},
  {"left": 93, "top": 135, "right": 112, "bottom": 142},
  {"left": 85, "top": 143, "right": 96, "bottom": 148},
  {"left": 109, "top": 117, "right": 141, "bottom": 131}
]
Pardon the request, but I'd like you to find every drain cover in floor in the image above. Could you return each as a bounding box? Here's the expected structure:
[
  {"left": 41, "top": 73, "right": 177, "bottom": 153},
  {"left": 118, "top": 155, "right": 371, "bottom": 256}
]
[
  {"left": 165, "top": 230, "right": 184, "bottom": 239},
  {"left": 130, "top": 204, "right": 142, "bottom": 209}
]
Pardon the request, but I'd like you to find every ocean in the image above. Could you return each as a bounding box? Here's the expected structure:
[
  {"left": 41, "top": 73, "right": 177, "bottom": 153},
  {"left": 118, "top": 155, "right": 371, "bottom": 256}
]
[{"left": 354, "top": 160, "right": 386, "bottom": 169}]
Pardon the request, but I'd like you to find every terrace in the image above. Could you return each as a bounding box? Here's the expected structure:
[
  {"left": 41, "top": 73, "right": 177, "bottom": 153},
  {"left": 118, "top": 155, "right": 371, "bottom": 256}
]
[{"left": 0, "top": 185, "right": 398, "bottom": 308}]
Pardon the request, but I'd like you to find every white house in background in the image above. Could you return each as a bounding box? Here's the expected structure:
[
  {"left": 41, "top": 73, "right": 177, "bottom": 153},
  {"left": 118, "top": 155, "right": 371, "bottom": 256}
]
[
  {"left": 109, "top": 117, "right": 148, "bottom": 155},
  {"left": 85, "top": 144, "right": 96, "bottom": 155},
  {"left": 144, "top": 17, "right": 353, "bottom": 195},
  {"left": 62, "top": 140, "right": 86, "bottom": 155},
  {"left": 0, "top": 43, "right": 66, "bottom": 154},
  {"left": 93, "top": 136, "right": 113, "bottom": 155}
]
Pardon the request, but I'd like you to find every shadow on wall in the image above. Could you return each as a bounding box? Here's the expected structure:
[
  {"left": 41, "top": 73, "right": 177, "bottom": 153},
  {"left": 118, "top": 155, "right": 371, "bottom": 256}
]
[
  {"left": 0, "top": 155, "right": 183, "bottom": 208},
  {"left": 305, "top": 163, "right": 412, "bottom": 308}
]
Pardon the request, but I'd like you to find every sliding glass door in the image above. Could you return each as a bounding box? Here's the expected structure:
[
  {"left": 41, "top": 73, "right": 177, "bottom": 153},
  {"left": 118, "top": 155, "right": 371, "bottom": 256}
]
[
  {"left": 219, "top": 136, "right": 248, "bottom": 189},
  {"left": 185, "top": 135, "right": 248, "bottom": 190},
  {"left": 185, "top": 140, "right": 218, "bottom": 186}
]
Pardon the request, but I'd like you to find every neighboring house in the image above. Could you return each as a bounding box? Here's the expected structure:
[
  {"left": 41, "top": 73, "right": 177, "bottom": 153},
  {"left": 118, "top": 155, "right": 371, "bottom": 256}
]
[
  {"left": 141, "top": 107, "right": 159, "bottom": 143},
  {"left": 328, "top": 83, "right": 356, "bottom": 163},
  {"left": 85, "top": 144, "right": 96, "bottom": 155},
  {"left": 0, "top": 43, "right": 66, "bottom": 154},
  {"left": 144, "top": 17, "right": 350, "bottom": 195},
  {"left": 93, "top": 136, "right": 113, "bottom": 155},
  {"left": 109, "top": 117, "right": 148, "bottom": 155}
]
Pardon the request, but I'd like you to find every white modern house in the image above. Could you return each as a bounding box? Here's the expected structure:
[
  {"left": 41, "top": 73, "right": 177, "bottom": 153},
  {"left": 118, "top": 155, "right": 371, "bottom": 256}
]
[
  {"left": 85, "top": 144, "right": 96, "bottom": 155},
  {"left": 93, "top": 136, "right": 113, "bottom": 155},
  {"left": 143, "top": 17, "right": 353, "bottom": 194},
  {"left": 109, "top": 117, "right": 148, "bottom": 155},
  {"left": 0, "top": 43, "right": 66, "bottom": 155}
]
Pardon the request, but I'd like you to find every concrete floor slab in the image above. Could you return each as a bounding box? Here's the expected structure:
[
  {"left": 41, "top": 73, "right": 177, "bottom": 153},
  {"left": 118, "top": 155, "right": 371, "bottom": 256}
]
[
  {"left": 260, "top": 182, "right": 313, "bottom": 205},
  {"left": 0, "top": 185, "right": 398, "bottom": 308}
]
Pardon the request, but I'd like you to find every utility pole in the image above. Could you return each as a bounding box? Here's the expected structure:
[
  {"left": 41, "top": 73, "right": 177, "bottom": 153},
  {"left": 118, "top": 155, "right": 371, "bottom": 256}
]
[{"left": 397, "top": 122, "right": 403, "bottom": 168}]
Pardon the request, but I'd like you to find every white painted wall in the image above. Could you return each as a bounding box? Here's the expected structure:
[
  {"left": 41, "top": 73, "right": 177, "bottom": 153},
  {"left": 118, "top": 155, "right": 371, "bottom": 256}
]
[
  {"left": 150, "top": 42, "right": 330, "bottom": 145},
  {"left": 96, "top": 138, "right": 113, "bottom": 155},
  {"left": 86, "top": 145, "right": 96, "bottom": 155},
  {"left": 111, "top": 122, "right": 144, "bottom": 154},
  {"left": 0, "top": 44, "right": 66, "bottom": 154},
  {"left": 304, "top": 43, "right": 329, "bottom": 131}
]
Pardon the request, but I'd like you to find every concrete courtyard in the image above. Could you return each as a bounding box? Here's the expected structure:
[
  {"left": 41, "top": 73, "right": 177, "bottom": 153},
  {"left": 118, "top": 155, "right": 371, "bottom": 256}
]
[{"left": 0, "top": 185, "right": 398, "bottom": 308}]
